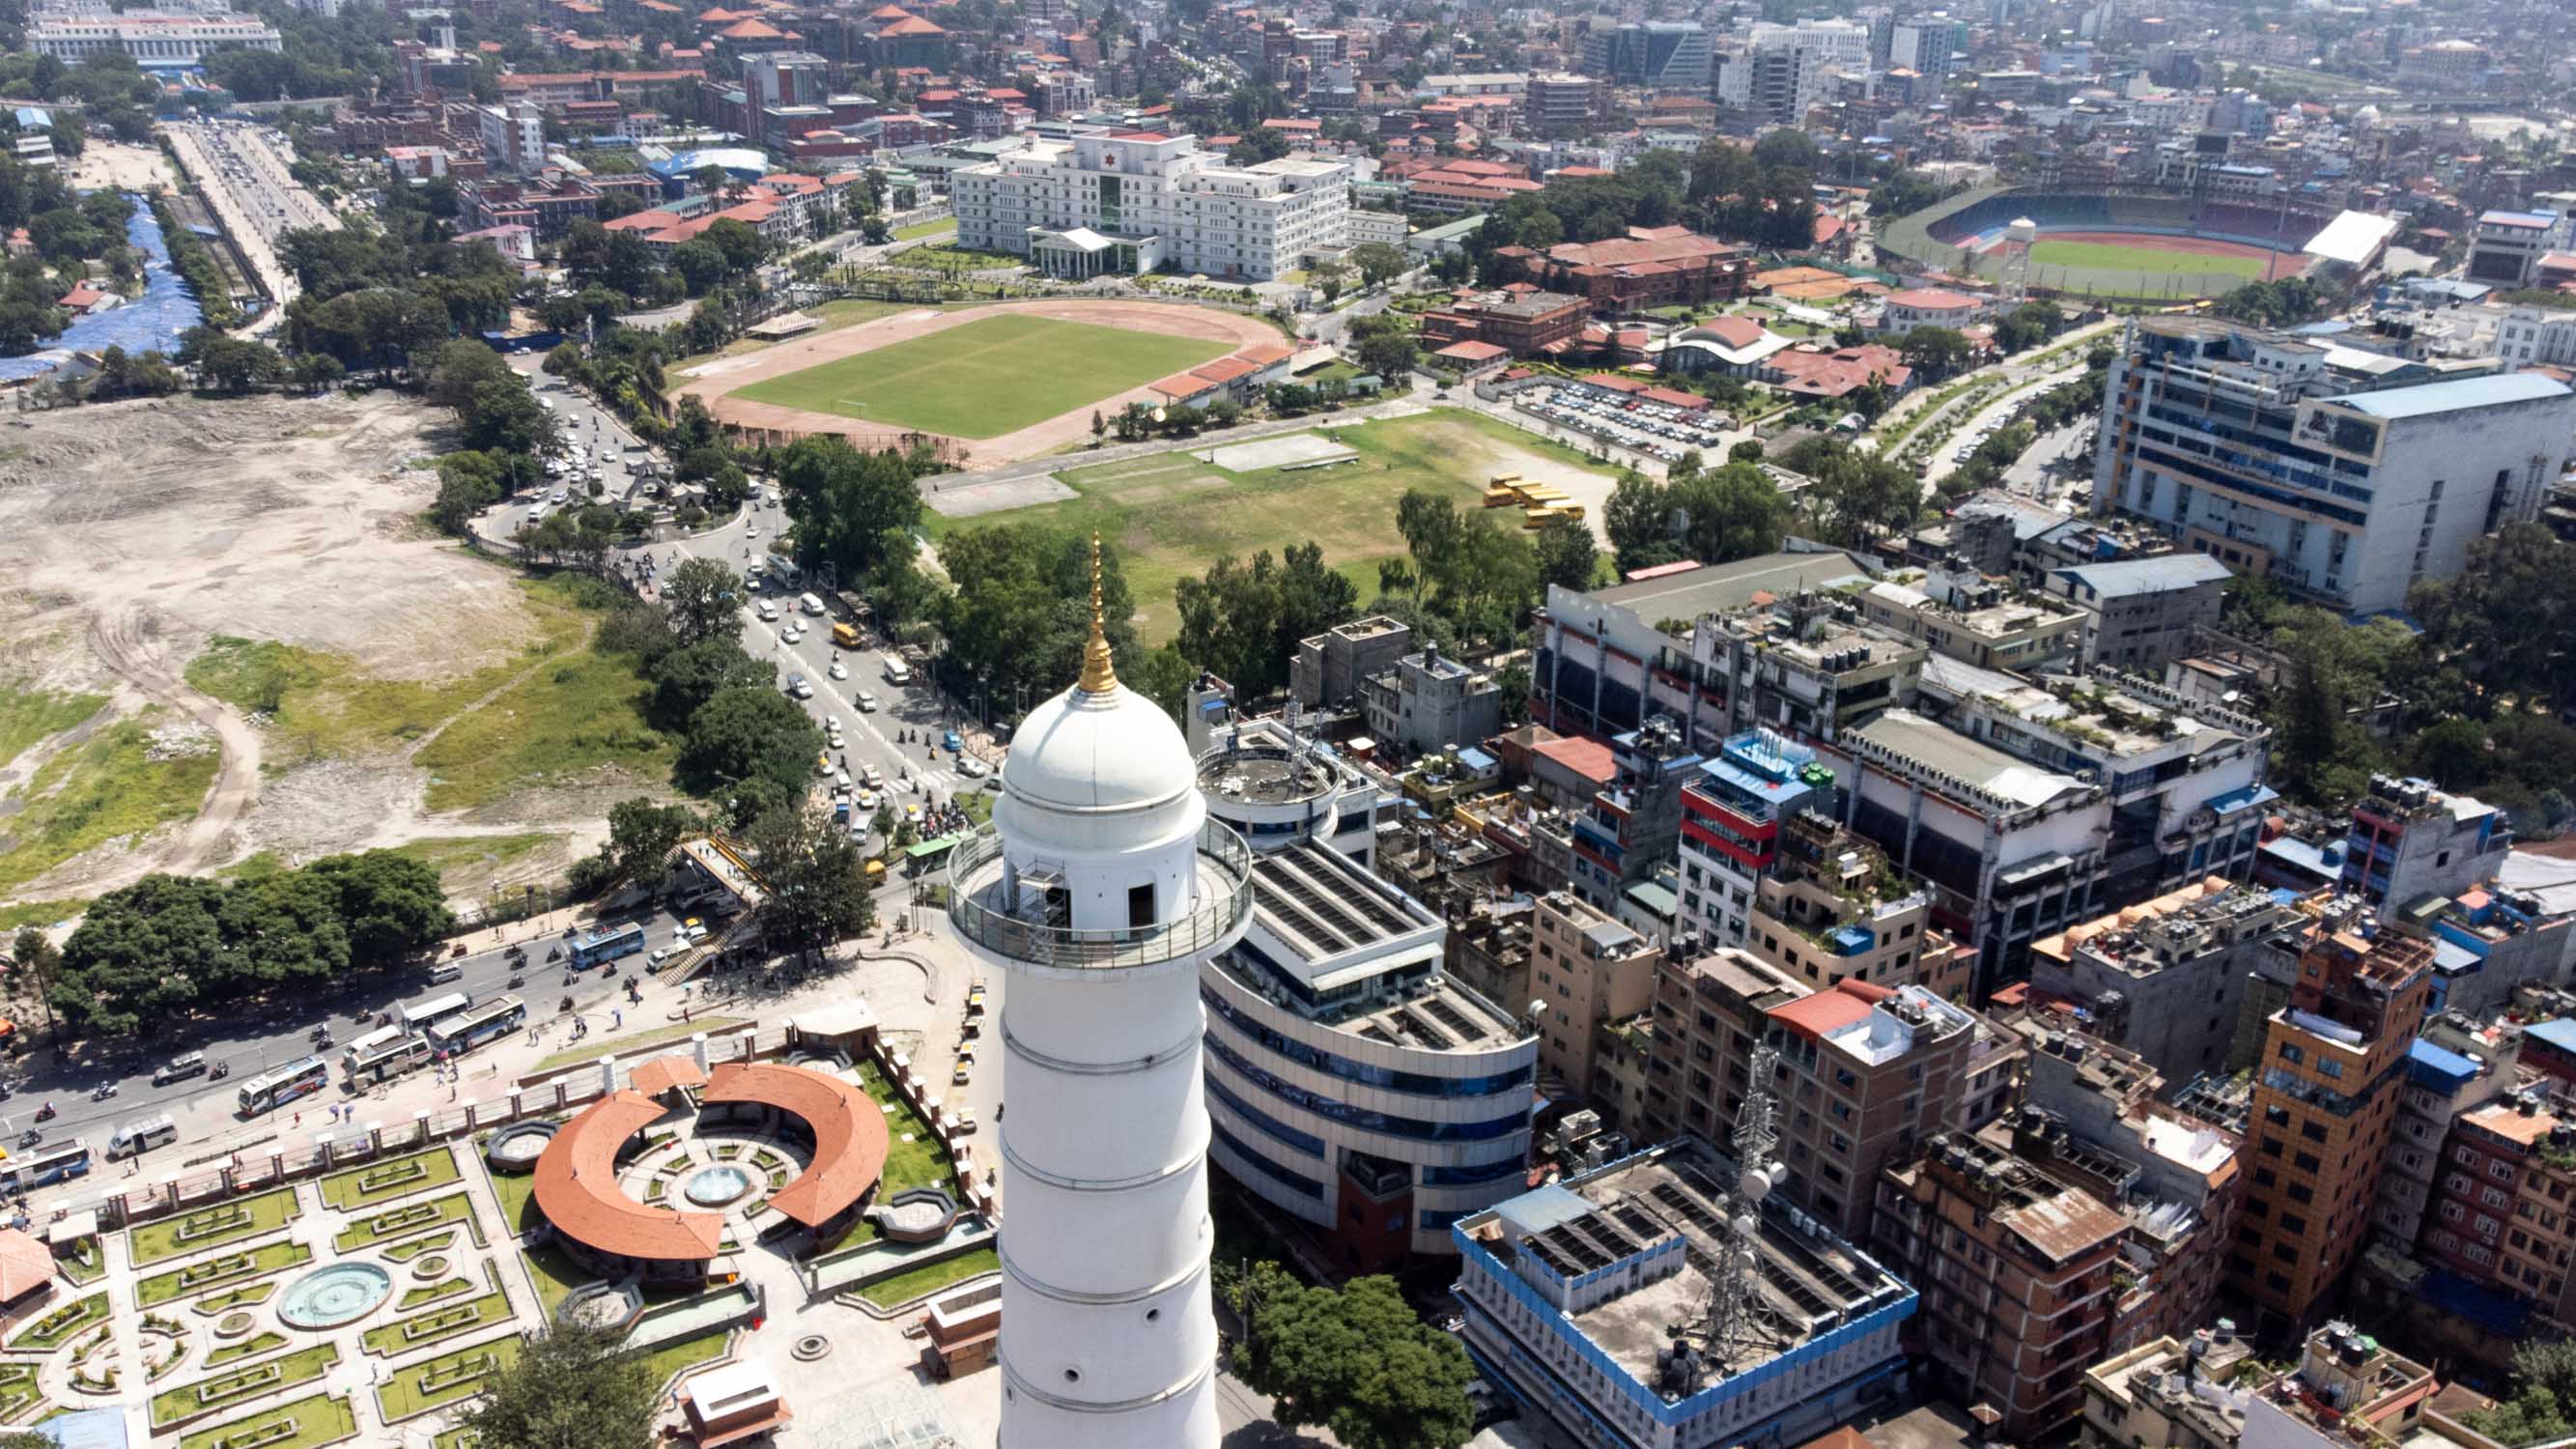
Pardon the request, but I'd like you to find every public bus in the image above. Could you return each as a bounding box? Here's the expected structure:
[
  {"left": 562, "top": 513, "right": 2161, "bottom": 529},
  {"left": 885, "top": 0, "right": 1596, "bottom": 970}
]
[
  {"left": 397, "top": 992, "right": 474, "bottom": 1033},
  {"left": 0, "top": 1139, "right": 92, "bottom": 1192},
  {"left": 340, "top": 1026, "right": 403, "bottom": 1065},
  {"left": 424, "top": 996, "right": 526, "bottom": 1056},
  {"left": 343, "top": 1033, "right": 434, "bottom": 1087},
  {"left": 571, "top": 923, "right": 648, "bottom": 969},
  {"left": 237, "top": 1057, "right": 330, "bottom": 1117}
]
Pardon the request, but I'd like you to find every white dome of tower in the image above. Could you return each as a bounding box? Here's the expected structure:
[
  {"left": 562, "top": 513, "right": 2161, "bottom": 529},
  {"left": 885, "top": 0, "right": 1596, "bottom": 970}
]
[{"left": 1004, "top": 671, "right": 1195, "bottom": 814}]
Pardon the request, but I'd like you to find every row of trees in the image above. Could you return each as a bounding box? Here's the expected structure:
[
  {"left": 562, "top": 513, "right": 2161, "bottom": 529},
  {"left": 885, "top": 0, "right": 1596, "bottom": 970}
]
[
  {"left": 1464, "top": 136, "right": 1821, "bottom": 276},
  {"left": 42, "top": 852, "right": 454, "bottom": 1038},
  {"left": 1602, "top": 453, "right": 1791, "bottom": 578}
]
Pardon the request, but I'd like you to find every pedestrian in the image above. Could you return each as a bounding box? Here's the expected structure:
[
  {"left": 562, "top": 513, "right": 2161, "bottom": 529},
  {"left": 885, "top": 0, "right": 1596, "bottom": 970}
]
[{"left": 293, "top": 1112, "right": 300, "bottom": 1127}]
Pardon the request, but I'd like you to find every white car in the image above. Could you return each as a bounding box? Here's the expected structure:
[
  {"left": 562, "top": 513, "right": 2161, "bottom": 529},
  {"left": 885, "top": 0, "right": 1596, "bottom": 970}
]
[
  {"left": 957, "top": 756, "right": 990, "bottom": 779},
  {"left": 856, "top": 788, "right": 878, "bottom": 810},
  {"left": 746, "top": 525, "right": 759, "bottom": 539},
  {"left": 828, "top": 661, "right": 847, "bottom": 680},
  {"left": 855, "top": 691, "right": 879, "bottom": 712},
  {"left": 781, "top": 623, "right": 803, "bottom": 642}
]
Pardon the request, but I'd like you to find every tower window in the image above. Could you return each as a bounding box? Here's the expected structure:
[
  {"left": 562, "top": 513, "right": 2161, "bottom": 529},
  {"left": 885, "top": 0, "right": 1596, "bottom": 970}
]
[{"left": 1128, "top": 883, "right": 1156, "bottom": 927}]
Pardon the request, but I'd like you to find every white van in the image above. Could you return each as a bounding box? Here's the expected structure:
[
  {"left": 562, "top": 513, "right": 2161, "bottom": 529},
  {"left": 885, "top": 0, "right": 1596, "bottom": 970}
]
[
  {"left": 883, "top": 658, "right": 913, "bottom": 687},
  {"left": 108, "top": 1114, "right": 178, "bottom": 1159},
  {"left": 756, "top": 601, "right": 778, "bottom": 622},
  {"left": 799, "top": 592, "right": 827, "bottom": 617}
]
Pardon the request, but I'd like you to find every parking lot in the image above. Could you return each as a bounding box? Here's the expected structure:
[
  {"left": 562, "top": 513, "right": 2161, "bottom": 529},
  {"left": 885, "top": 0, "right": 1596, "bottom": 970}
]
[{"left": 1514, "top": 380, "right": 1736, "bottom": 464}]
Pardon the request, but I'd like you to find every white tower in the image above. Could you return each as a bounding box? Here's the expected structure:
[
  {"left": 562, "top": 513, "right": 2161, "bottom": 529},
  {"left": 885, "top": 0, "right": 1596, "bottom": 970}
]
[
  {"left": 2001, "top": 215, "right": 2039, "bottom": 300},
  {"left": 946, "top": 539, "right": 1254, "bottom": 1449}
]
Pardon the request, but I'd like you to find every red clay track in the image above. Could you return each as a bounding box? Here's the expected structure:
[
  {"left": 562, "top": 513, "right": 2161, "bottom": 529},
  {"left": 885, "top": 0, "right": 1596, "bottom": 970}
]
[
  {"left": 2045, "top": 230, "right": 2307, "bottom": 281},
  {"left": 673, "top": 298, "right": 1286, "bottom": 466}
]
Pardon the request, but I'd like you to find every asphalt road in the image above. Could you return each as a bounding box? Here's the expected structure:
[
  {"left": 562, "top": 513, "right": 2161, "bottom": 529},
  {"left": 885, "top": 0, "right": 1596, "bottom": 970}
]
[{"left": 6, "top": 903, "right": 692, "bottom": 1150}]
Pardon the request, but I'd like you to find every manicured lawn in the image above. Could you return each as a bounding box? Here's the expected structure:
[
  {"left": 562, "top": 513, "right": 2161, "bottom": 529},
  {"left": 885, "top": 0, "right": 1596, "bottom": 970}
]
[
  {"left": 0, "top": 1360, "right": 38, "bottom": 1419},
  {"left": 178, "top": 1392, "right": 355, "bottom": 1449},
  {"left": 138, "top": 1241, "right": 313, "bottom": 1307},
  {"left": 938, "top": 409, "right": 1619, "bottom": 639},
  {"left": 333, "top": 1190, "right": 480, "bottom": 1251},
  {"left": 2028, "top": 238, "right": 2268, "bottom": 282},
  {"left": 318, "top": 1146, "right": 461, "bottom": 1210},
  {"left": 855, "top": 1245, "right": 1000, "bottom": 1310},
  {"left": 189, "top": 1282, "right": 276, "bottom": 1314},
  {"left": 733, "top": 314, "right": 1231, "bottom": 439},
  {"left": 478, "top": 1159, "right": 541, "bottom": 1237},
  {"left": 892, "top": 216, "right": 955, "bottom": 241},
  {"left": 205, "top": 1331, "right": 287, "bottom": 1368},
  {"left": 127, "top": 1187, "right": 302, "bottom": 1267},
  {"left": 517, "top": 1238, "right": 597, "bottom": 1314},
  {"left": 534, "top": 1015, "right": 744, "bottom": 1072},
  {"left": 151, "top": 1343, "right": 338, "bottom": 1427},
  {"left": 396, "top": 1275, "right": 475, "bottom": 1312},
  {"left": 360, "top": 1291, "right": 513, "bottom": 1356},
  {"left": 376, "top": 1336, "right": 523, "bottom": 1422},
  {"left": 857, "top": 1060, "right": 953, "bottom": 1196},
  {"left": 636, "top": 1330, "right": 728, "bottom": 1391},
  {"left": 0, "top": 710, "right": 222, "bottom": 894},
  {"left": 56, "top": 1236, "right": 105, "bottom": 1286},
  {"left": 8, "top": 1293, "right": 106, "bottom": 1350}
]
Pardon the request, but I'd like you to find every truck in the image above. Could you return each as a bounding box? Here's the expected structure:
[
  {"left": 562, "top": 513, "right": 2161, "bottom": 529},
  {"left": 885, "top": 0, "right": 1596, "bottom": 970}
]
[{"left": 832, "top": 621, "right": 862, "bottom": 648}]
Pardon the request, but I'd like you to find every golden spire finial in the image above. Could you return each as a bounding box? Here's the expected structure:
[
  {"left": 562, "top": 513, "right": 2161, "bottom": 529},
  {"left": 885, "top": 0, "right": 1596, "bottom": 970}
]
[{"left": 1078, "top": 529, "right": 1118, "bottom": 694}]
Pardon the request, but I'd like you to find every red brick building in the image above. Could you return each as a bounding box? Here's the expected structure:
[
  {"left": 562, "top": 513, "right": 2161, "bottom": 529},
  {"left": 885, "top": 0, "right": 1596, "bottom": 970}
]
[
  {"left": 1417, "top": 289, "right": 1591, "bottom": 358},
  {"left": 1491, "top": 225, "right": 1750, "bottom": 313}
]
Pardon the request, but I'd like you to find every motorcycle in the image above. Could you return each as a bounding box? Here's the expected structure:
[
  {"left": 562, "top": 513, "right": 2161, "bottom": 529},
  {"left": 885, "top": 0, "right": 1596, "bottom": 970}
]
[
  {"left": 91, "top": 1083, "right": 117, "bottom": 1101},
  {"left": 558, "top": 996, "right": 575, "bottom": 1013},
  {"left": 507, "top": 973, "right": 524, "bottom": 988},
  {"left": 14, "top": 1132, "right": 37, "bottom": 1150},
  {"left": 32, "top": 1104, "right": 53, "bottom": 1123},
  {"left": 546, "top": 946, "right": 562, "bottom": 962},
  {"left": 210, "top": 1062, "right": 230, "bottom": 1080}
]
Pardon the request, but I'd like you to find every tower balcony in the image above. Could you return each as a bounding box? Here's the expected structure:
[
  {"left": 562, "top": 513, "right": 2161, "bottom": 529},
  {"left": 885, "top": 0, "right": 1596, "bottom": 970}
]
[{"left": 946, "top": 821, "right": 1254, "bottom": 971}]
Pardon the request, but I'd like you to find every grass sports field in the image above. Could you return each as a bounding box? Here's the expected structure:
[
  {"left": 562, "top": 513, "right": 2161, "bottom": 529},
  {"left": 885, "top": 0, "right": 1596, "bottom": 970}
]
[
  {"left": 930, "top": 411, "right": 1619, "bottom": 639},
  {"left": 2028, "top": 238, "right": 2267, "bottom": 282},
  {"left": 731, "top": 314, "right": 1231, "bottom": 439}
]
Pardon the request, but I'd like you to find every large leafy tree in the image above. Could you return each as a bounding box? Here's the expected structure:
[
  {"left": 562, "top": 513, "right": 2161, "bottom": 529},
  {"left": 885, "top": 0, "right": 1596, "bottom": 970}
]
[
  {"left": 1174, "top": 543, "right": 1359, "bottom": 697},
  {"left": 661, "top": 557, "right": 745, "bottom": 646},
  {"left": 2410, "top": 523, "right": 2576, "bottom": 715},
  {"left": 1233, "top": 1272, "right": 1475, "bottom": 1449},
  {"left": 307, "top": 850, "right": 454, "bottom": 963},
  {"left": 461, "top": 1324, "right": 657, "bottom": 1449},
  {"left": 648, "top": 639, "right": 776, "bottom": 729},
  {"left": 775, "top": 437, "right": 925, "bottom": 587},
  {"left": 744, "top": 803, "right": 875, "bottom": 962},
  {"left": 676, "top": 687, "right": 823, "bottom": 801}
]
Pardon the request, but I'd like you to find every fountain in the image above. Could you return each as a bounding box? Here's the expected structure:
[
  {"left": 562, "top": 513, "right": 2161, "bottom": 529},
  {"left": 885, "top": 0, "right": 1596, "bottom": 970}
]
[
  {"left": 275, "top": 1264, "right": 393, "bottom": 1330},
  {"left": 682, "top": 1165, "right": 752, "bottom": 1208}
]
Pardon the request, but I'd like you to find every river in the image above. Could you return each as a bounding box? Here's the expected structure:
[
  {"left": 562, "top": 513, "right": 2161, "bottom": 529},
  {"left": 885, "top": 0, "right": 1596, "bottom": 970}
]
[{"left": 0, "top": 189, "right": 211, "bottom": 384}]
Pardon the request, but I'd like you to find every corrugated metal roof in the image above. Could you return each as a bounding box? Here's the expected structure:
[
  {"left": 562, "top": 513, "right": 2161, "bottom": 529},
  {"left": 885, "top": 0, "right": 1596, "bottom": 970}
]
[
  {"left": 2332, "top": 371, "right": 2570, "bottom": 418},
  {"left": 2051, "top": 554, "right": 2234, "bottom": 597}
]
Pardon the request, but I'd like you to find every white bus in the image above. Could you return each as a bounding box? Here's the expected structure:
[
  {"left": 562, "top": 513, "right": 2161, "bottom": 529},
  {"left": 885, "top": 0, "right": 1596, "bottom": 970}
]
[
  {"left": 799, "top": 592, "right": 827, "bottom": 617},
  {"left": 238, "top": 1058, "right": 330, "bottom": 1117},
  {"left": 107, "top": 1114, "right": 177, "bottom": 1159},
  {"left": 398, "top": 992, "right": 474, "bottom": 1033},
  {"left": 344, "top": 1034, "right": 434, "bottom": 1087},
  {"left": 424, "top": 996, "right": 527, "bottom": 1056},
  {"left": 340, "top": 1026, "right": 402, "bottom": 1065}
]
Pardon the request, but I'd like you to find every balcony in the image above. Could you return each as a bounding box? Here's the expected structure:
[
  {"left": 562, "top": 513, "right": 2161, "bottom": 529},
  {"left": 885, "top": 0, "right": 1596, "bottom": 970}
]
[{"left": 946, "top": 821, "right": 1253, "bottom": 970}]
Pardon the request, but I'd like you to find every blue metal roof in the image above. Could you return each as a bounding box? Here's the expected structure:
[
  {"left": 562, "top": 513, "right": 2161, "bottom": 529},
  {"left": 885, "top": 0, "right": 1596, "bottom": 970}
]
[
  {"left": 2333, "top": 371, "right": 2570, "bottom": 419},
  {"left": 31, "top": 1407, "right": 127, "bottom": 1449},
  {"left": 2407, "top": 1037, "right": 2480, "bottom": 1091},
  {"left": 2052, "top": 554, "right": 2234, "bottom": 597},
  {"left": 2526, "top": 1018, "right": 2576, "bottom": 1056},
  {"left": 1494, "top": 1182, "right": 1595, "bottom": 1236}
]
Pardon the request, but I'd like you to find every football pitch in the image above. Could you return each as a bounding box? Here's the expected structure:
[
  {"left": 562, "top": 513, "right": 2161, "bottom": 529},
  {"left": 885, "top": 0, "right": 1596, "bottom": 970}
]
[
  {"left": 730, "top": 313, "right": 1233, "bottom": 439},
  {"left": 2027, "top": 238, "right": 2268, "bottom": 282}
]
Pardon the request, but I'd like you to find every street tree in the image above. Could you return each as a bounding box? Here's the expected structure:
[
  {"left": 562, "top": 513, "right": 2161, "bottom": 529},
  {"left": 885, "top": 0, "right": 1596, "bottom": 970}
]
[
  {"left": 461, "top": 1323, "right": 657, "bottom": 1449},
  {"left": 661, "top": 557, "right": 745, "bottom": 645},
  {"left": 745, "top": 803, "right": 876, "bottom": 963},
  {"left": 676, "top": 687, "right": 823, "bottom": 800},
  {"left": 603, "top": 798, "right": 697, "bottom": 893},
  {"left": 1232, "top": 1273, "right": 1475, "bottom": 1449}
]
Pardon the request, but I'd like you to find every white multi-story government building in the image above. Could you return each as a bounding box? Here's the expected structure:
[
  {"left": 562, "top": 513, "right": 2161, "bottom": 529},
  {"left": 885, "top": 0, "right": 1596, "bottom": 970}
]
[
  {"left": 28, "top": 0, "right": 280, "bottom": 64},
  {"left": 952, "top": 128, "right": 1351, "bottom": 281},
  {"left": 946, "top": 551, "right": 1255, "bottom": 1449}
]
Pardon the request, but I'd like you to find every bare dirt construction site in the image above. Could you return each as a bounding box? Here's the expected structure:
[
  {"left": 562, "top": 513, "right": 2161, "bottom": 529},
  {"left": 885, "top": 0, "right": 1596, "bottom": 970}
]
[{"left": 0, "top": 392, "right": 648, "bottom": 921}]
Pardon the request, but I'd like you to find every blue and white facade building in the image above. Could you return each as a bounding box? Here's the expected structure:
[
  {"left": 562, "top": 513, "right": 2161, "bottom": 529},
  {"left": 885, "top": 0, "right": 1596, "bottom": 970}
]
[
  {"left": 1200, "top": 839, "right": 1539, "bottom": 1267},
  {"left": 1454, "top": 1140, "right": 1916, "bottom": 1449}
]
